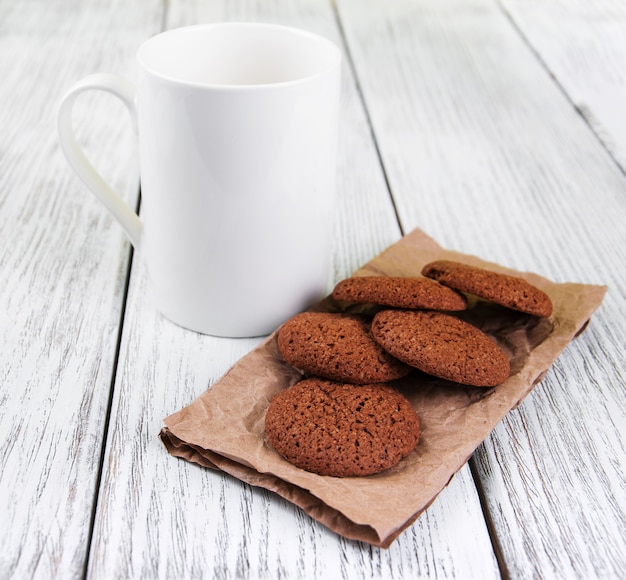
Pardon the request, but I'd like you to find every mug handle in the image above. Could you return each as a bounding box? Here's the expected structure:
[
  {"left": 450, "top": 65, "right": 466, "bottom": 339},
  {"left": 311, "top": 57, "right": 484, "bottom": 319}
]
[{"left": 57, "top": 73, "right": 143, "bottom": 249}]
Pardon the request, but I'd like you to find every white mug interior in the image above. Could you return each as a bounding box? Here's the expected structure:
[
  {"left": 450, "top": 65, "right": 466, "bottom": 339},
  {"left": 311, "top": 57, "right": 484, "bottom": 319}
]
[{"left": 138, "top": 23, "right": 341, "bottom": 87}]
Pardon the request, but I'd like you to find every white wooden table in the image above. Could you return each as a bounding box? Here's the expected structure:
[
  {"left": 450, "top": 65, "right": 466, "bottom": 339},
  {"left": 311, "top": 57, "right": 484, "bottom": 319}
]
[{"left": 1, "top": 0, "right": 625, "bottom": 578}]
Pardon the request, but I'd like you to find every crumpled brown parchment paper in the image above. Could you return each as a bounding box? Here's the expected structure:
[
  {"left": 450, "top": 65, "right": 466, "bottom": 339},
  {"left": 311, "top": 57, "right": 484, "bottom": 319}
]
[{"left": 160, "top": 228, "right": 607, "bottom": 548}]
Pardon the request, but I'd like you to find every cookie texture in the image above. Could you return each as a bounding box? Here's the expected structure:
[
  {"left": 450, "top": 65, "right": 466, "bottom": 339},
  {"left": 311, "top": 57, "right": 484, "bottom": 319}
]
[
  {"left": 265, "top": 378, "right": 420, "bottom": 477},
  {"left": 421, "top": 260, "right": 553, "bottom": 317},
  {"left": 371, "top": 310, "right": 510, "bottom": 387},
  {"left": 332, "top": 276, "right": 468, "bottom": 311},
  {"left": 277, "top": 312, "right": 411, "bottom": 384}
]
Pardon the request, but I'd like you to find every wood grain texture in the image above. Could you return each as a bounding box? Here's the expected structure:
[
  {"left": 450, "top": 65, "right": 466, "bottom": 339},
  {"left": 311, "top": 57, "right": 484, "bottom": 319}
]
[
  {"left": 0, "top": 0, "right": 160, "bottom": 577},
  {"left": 502, "top": 0, "right": 626, "bottom": 171},
  {"left": 337, "top": 0, "right": 626, "bottom": 576},
  {"left": 336, "top": 0, "right": 626, "bottom": 278},
  {"left": 86, "top": 0, "right": 499, "bottom": 578}
]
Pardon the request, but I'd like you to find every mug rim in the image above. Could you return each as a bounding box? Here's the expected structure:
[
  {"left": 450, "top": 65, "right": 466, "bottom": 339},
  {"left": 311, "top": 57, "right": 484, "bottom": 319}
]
[{"left": 136, "top": 22, "right": 342, "bottom": 90}]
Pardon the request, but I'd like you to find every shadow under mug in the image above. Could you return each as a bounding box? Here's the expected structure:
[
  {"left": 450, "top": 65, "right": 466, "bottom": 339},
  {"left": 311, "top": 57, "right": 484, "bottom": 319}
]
[{"left": 57, "top": 23, "right": 342, "bottom": 337}]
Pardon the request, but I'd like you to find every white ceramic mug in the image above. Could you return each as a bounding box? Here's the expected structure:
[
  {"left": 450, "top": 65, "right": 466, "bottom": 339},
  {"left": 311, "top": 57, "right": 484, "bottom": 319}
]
[{"left": 58, "top": 23, "right": 341, "bottom": 337}]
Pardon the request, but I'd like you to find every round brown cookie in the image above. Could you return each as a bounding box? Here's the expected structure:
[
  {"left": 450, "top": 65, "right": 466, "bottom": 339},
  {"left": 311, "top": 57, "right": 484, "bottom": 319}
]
[
  {"left": 265, "top": 378, "right": 420, "bottom": 477},
  {"left": 277, "top": 312, "right": 411, "bottom": 384},
  {"left": 371, "top": 310, "right": 510, "bottom": 387},
  {"left": 421, "top": 260, "right": 553, "bottom": 317},
  {"left": 332, "top": 276, "right": 468, "bottom": 311}
]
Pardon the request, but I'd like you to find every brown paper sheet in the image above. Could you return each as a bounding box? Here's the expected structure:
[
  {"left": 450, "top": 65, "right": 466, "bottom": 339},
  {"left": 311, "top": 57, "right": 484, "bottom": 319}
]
[{"left": 160, "top": 228, "right": 607, "bottom": 548}]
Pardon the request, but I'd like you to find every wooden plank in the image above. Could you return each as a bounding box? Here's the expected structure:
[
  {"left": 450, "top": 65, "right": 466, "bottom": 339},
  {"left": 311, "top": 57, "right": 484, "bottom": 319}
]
[
  {"left": 0, "top": 0, "right": 161, "bottom": 578},
  {"left": 337, "top": 0, "right": 626, "bottom": 575},
  {"left": 336, "top": 0, "right": 626, "bottom": 274},
  {"left": 86, "top": 0, "right": 499, "bottom": 578},
  {"left": 502, "top": 0, "right": 626, "bottom": 171}
]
